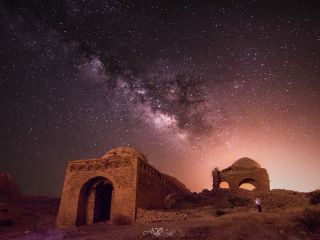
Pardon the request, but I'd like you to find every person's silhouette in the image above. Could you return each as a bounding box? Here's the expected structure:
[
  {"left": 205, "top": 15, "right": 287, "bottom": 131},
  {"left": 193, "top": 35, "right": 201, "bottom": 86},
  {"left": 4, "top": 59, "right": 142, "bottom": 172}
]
[{"left": 255, "top": 198, "right": 262, "bottom": 212}]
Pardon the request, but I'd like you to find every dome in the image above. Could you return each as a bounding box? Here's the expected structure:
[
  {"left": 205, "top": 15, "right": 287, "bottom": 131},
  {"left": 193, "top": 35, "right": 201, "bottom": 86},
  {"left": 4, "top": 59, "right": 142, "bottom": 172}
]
[
  {"left": 231, "top": 157, "right": 261, "bottom": 170},
  {"left": 102, "top": 146, "right": 147, "bottom": 162}
]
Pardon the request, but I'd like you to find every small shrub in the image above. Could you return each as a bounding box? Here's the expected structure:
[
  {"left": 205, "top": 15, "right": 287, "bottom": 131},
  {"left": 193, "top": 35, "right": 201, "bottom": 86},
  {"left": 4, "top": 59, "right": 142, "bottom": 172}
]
[
  {"left": 228, "top": 196, "right": 251, "bottom": 207},
  {"left": 297, "top": 208, "right": 320, "bottom": 232},
  {"left": 214, "top": 209, "right": 226, "bottom": 217},
  {"left": 112, "top": 214, "right": 132, "bottom": 225},
  {"left": 309, "top": 190, "right": 320, "bottom": 205}
]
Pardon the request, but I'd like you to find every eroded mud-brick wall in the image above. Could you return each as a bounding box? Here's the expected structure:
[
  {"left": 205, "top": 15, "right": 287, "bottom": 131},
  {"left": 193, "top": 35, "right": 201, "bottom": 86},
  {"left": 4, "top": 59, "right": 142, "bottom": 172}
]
[{"left": 136, "top": 159, "right": 190, "bottom": 209}]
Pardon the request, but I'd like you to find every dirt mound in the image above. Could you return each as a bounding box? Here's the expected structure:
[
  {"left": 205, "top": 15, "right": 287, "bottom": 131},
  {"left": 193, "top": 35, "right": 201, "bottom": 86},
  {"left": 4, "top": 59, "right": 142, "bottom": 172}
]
[
  {"left": 172, "top": 188, "right": 308, "bottom": 210},
  {"left": 0, "top": 196, "right": 60, "bottom": 238},
  {"left": 136, "top": 208, "right": 188, "bottom": 223},
  {"left": 256, "top": 189, "right": 308, "bottom": 209}
]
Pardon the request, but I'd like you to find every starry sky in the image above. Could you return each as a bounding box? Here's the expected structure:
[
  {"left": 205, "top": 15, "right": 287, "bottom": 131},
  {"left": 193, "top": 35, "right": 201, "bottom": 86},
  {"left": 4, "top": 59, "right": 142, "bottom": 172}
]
[{"left": 0, "top": 0, "right": 319, "bottom": 197}]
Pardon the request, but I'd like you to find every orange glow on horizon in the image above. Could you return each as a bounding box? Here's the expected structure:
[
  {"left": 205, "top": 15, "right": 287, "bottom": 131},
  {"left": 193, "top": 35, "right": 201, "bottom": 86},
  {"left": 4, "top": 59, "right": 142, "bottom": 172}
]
[
  {"left": 219, "top": 181, "right": 230, "bottom": 189},
  {"left": 239, "top": 183, "right": 256, "bottom": 191}
]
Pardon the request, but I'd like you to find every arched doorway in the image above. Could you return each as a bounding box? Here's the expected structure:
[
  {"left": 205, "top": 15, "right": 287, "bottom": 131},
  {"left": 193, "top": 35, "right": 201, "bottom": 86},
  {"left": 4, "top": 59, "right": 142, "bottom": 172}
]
[
  {"left": 238, "top": 178, "right": 257, "bottom": 191},
  {"left": 219, "top": 181, "right": 230, "bottom": 189},
  {"left": 76, "top": 177, "right": 113, "bottom": 226}
]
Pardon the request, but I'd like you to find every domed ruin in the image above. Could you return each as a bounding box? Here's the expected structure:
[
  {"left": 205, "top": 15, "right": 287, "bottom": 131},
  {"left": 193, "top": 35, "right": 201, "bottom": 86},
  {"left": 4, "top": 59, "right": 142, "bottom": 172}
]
[
  {"left": 102, "top": 146, "right": 147, "bottom": 162},
  {"left": 212, "top": 157, "right": 270, "bottom": 191},
  {"left": 57, "top": 146, "right": 189, "bottom": 229},
  {"left": 231, "top": 157, "right": 261, "bottom": 170}
]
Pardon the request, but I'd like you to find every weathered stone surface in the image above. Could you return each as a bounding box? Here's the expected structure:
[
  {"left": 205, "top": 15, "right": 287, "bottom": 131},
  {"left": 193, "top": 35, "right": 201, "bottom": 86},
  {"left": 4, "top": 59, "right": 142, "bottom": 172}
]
[
  {"left": 164, "top": 193, "right": 186, "bottom": 209},
  {"left": 136, "top": 208, "right": 188, "bottom": 223},
  {"left": 231, "top": 158, "right": 261, "bottom": 170},
  {"left": 212, "top": 157, "right": 270, "bottom": 191},
  {"left": 102, "top": 146, "right": 148, "bottom": 162},
  {"left": 57, "top": 146, "right": 190, "bottom": 229}
]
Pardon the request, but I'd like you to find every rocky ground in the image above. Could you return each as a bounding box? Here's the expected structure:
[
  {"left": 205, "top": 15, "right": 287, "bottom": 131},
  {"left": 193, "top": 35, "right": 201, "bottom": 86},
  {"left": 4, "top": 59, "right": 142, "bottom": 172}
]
[{"left": 1, "top": 189, "right": 320, "bottom": 240}]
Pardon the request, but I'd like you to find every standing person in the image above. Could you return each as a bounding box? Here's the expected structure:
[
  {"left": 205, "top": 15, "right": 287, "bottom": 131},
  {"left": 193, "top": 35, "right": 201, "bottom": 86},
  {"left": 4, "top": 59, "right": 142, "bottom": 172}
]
[{"left": 255, "top": 197, "right": 262, "bottom": 212}]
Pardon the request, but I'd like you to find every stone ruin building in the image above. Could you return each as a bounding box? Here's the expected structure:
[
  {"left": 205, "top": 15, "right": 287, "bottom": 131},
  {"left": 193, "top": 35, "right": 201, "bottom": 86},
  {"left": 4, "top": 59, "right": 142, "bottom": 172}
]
[
  {"left": 212, "top": 157, "right": 270, "bottom": 191},
  {"left": 57, "top": 146, "right": 190, "bottom": 229}
]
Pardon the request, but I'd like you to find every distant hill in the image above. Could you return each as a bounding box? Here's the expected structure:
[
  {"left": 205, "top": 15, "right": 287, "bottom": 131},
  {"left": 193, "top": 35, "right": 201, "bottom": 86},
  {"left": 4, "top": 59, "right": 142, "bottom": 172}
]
[{"left": 0, "top": 172, "right": 21, "bottom": 202}]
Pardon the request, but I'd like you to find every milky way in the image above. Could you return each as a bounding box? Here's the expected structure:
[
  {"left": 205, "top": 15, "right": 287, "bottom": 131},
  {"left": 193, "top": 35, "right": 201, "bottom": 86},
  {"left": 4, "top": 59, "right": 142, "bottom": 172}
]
[{"left": 0, "top": 1, "right": 319, "bottom": 196}]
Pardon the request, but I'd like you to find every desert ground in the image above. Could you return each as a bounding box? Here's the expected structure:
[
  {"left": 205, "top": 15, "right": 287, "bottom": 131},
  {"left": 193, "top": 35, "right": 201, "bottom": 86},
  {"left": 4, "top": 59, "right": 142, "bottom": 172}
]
[{"left": 1, "top": 189, "right": 320, "bottom": 240}]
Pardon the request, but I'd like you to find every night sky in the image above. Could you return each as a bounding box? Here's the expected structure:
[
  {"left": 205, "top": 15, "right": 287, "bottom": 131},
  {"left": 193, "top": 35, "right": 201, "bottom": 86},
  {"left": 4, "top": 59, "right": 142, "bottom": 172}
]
[{"left": 0, "top": 0, "right": 319, "bottom": 197}]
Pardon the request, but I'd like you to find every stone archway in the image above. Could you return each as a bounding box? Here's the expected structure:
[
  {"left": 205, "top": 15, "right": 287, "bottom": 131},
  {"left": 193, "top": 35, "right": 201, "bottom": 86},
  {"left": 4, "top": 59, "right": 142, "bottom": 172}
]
[
  {"left": 238, "top": 178, "right": 257, "bottom": 191},
  {"left": 76, "top": 177, "right": 113, "bottom": 226},
  {"left": 219, "top": 181, "right": 230, "bottom": 189}
]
